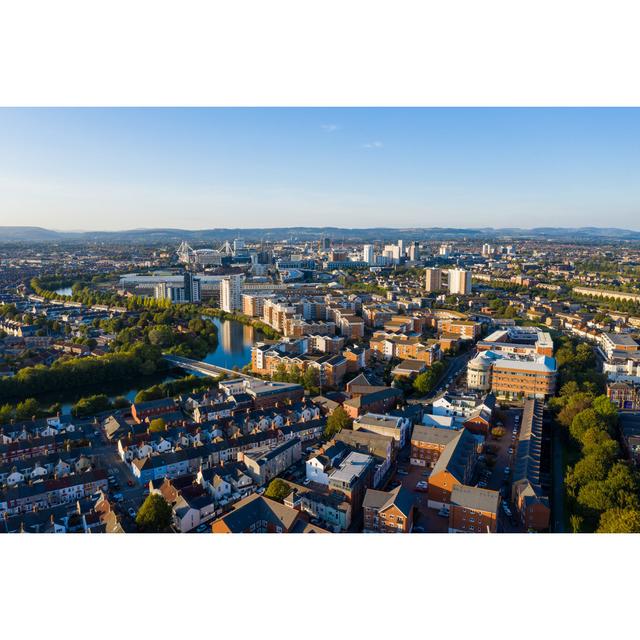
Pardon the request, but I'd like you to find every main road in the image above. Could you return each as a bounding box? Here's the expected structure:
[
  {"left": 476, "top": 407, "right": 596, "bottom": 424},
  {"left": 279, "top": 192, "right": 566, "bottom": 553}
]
[{"left": 407, "top": 350, "right": 474, "bottom": 405}]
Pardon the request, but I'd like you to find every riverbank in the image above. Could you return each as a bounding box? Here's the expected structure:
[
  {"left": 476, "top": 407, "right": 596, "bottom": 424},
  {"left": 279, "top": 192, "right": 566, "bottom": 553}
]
[{"left": 202, "top": 307, "right": 281, "bottom": 339}]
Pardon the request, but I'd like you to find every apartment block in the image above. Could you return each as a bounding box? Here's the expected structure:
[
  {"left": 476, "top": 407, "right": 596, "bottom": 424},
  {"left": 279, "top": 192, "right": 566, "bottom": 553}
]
[
  {"left": 427, "top": 429, "right": 479, "bottom": 510},
  {"left": 410, "top": 424, "right": 460, "bottom": 467},
  {"left": 363, "top": 485, "right": 414, "bottom": 532},
  {"left": 438, "top": 319, "right": 482, "bottom": 341},
  {"left": 448, "top": 484, "right": 500, "bottom": 533}
]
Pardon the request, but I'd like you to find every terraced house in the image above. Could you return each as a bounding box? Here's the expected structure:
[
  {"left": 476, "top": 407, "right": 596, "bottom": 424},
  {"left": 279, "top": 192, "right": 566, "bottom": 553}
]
[{"left": 511, "top": 399, "right": 550, "bottom": 531}]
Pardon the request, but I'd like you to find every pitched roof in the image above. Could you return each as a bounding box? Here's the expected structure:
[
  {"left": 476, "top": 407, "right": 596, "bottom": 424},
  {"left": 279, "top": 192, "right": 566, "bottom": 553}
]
[
  {"left": 450, "top": 484, "right": 500, "bottom": 514},
  {"left": 213, "top": 493, "right": 300, "bottom": 532},
  {"left": 411, "top": 424, "right": 459, "bottom": 446},
  {"left": 430, "top": 428, "right": 477, "bottom": 483},
  {"left": 363, "top": 485, "right": 414, "bottom": 517},
  {"left": 512, "top": 398, "right": 548, "bottom": 505}
]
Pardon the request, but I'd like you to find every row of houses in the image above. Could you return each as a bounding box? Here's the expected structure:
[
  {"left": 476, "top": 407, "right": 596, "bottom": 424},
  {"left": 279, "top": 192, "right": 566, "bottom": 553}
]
[{"left": 0, "top": 468, "right": 108, "bottom": 517}]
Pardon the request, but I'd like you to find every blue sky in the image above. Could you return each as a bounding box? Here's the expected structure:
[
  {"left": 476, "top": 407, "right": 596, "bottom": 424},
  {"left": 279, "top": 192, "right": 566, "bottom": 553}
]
[{"left": 0, "top": 107, "right": 639, "bottom": 230}]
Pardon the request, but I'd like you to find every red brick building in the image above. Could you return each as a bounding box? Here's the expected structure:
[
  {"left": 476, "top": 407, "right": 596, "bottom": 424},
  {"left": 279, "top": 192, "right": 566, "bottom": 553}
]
[{"left": 363, "top": 485, "right": 414, "bottom": 533}]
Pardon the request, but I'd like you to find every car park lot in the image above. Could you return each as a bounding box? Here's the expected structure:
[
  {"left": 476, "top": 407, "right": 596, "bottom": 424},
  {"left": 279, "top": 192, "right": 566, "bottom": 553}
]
[
  {"left": 483, "top": 408, "right": 525, "bottom": 532},
  {"left": 388, "top": 460, "right": 447, "bottom": 533}
]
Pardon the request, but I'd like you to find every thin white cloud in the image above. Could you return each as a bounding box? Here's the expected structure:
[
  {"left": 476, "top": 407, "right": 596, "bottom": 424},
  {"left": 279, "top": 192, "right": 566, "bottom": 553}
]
[
  {"left": 321, "top": 123, "right": 339, "bottom": 132},
  {"left": 363, "top": 140, "right": 383, "bottom": 149}
]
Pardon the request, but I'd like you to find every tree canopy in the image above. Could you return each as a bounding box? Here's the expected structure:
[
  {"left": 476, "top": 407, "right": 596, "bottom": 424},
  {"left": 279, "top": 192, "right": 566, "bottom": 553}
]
[
  {"left": 136, "top": 494, "right": 173, "bottom": 532},
  {"left": 323, "top": 406, "right": 352, "bottom": 440},
  {"left": 148, "top": 418, "right": 167, "bottom": 433},
  {"left": 264, "top": 478, "right": 292, "bottom": 502}
]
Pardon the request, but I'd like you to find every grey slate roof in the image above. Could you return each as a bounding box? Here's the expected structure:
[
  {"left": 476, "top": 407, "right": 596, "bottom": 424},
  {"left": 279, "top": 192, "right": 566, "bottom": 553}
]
[{"left": 450, "top": 484, "right": 500, "bottom": 514}]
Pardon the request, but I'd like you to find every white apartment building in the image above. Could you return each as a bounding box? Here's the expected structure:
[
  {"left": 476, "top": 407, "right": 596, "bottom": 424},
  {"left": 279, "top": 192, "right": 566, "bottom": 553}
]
[
  {"left": 447, "top": 269, "right": 472, "bottom": 295},
  {"left": 220, "top": 274, "right": 244, "bottom": 312},
  {"left": 363, "top": 244, "right": 375, "bottom": 265}
]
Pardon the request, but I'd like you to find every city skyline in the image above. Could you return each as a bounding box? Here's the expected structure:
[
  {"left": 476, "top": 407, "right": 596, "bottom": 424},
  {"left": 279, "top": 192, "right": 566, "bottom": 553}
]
[{"left": 1, "top": 108, "right": 639, "bottom": 231}]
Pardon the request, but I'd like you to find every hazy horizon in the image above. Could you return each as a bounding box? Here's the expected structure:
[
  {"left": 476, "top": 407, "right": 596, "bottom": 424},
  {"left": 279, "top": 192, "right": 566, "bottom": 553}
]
[
  {"left": 4, "top": 223, "right": 640, "bottom": 233},
  {"left": 1, "top": 108, "right": 639, "bottom": 231}
]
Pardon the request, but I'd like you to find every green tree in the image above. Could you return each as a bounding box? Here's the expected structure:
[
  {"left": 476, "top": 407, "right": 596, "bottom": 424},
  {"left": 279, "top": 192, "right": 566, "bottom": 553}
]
[
  {"left": 413, "top": 361, "right": 444, "bottom": 395},
  {"left": 554, "top": 391, "right": 593, "bottom": 427},
  {"left": 601, "top": 462, "right": 640, "bottom": 510},
  {"left": 302, "top": 367, "right": 320, "bottom": 395},
  {"left": 272, "top": 362, "right": 288, "bottom": 383},
  {"left": 591, "top": 395, "right": 619, "bottom": 430},
  {"left": 136, "top": 494, "right": 173, "bottom": 532},
  {"left": 148, "top": 418, "right": 166, "bottom": 432},
  {"left": 569, "top": 408, "right": 605, "bottom": 442},
  {"left": 0, "top": 403, "right": 14, "bottom": 424},
  {"left": 597, "top": 508, "right": 640, "bottom": 533},
  {"left": 569, "top": 514, "right": 584, "bottom": 533},
  {"left": 288, "top": 364, "right": 303, "bottom": 384},
  {"left": 135, "top": 384, "right": 164, "bottom": 403},
  {"left": 72, "top": 394, "right": 111, "bottom": 417},
  {"left": 15, "top": 398, "right": 40, "bottom": 420},
  {"left": 580, "top": 428, "right": 619, "bottom": 458},
  {"left": 264, "top": 478, "right": 292, "bottom": 502},
  {"left": 566, "top": 451, "right": 611, "bottom": 492},
  {"left": 324, "top": 405, "right": 352, "bottom": 440},
  {"left": 413, "top": 371, "right": 432, "bottom": 395}
]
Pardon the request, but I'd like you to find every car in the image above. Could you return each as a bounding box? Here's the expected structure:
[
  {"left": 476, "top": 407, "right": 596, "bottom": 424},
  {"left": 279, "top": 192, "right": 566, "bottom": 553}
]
[
  {"left": 508, "top": 447, "right": 514, "bottom": 455},
  {"left": 113, "top": 493, "right": 124, "bottom": 502},
  {"left": 303, "top": 478, "right": 311, "bottom": 486},
  {"left": 437, "top": 507, "right": 450, "bottom": 518},
  {"left": 128, "top": 507, "right": 137, "bottom": 518},
  {"left": 477, "top": 481, "right": 487, "bottom": 488},
  {"left": 504, "top": 466, "right": 511, "bottom": 475},
  {"left": 397, "top": 469, "right": 409, "bottom": 476},
  {"left": 256, "top": 487, "right": 265, "bottom": 494},
  {"left": 502, "top": 503, "right": 512, "bottom": 517},
  {"left": 415, "top": 481, "right": 429, "bottom": 492},
  {"left": 413, "top": 526, "right": 426, "bottom": 533},
  {"left": 107, "top": 475, "right": 116, "bottom": 482},
  {"left": 421, "top": 470, "right": 431, "bottom": 477},
  {"left": 196, "top": 524, "right": 208, "bottom": 533}
]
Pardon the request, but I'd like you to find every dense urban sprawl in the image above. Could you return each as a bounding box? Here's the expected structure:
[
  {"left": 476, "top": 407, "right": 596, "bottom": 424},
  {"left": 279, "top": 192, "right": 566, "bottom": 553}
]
[{"left": 1, "top": 230, "right": 640, "bottom": 533}]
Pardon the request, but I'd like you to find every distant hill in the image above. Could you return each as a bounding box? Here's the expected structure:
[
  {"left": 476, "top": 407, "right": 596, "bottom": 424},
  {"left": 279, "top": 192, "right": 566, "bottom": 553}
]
[{"left": 1, "top": 225, "right": 639, "bottom": 243}]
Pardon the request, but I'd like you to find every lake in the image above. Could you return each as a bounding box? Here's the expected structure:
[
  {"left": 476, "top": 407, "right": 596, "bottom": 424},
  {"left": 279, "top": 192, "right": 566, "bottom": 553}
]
[{"left": 202, "top": 317, "right": 256, "bottom": 370}]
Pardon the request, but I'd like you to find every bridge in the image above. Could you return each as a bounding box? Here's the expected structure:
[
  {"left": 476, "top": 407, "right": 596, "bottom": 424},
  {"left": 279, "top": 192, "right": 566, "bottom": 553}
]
[{"left": 162, "top": 354, "right": 256, "bottom": 379}]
